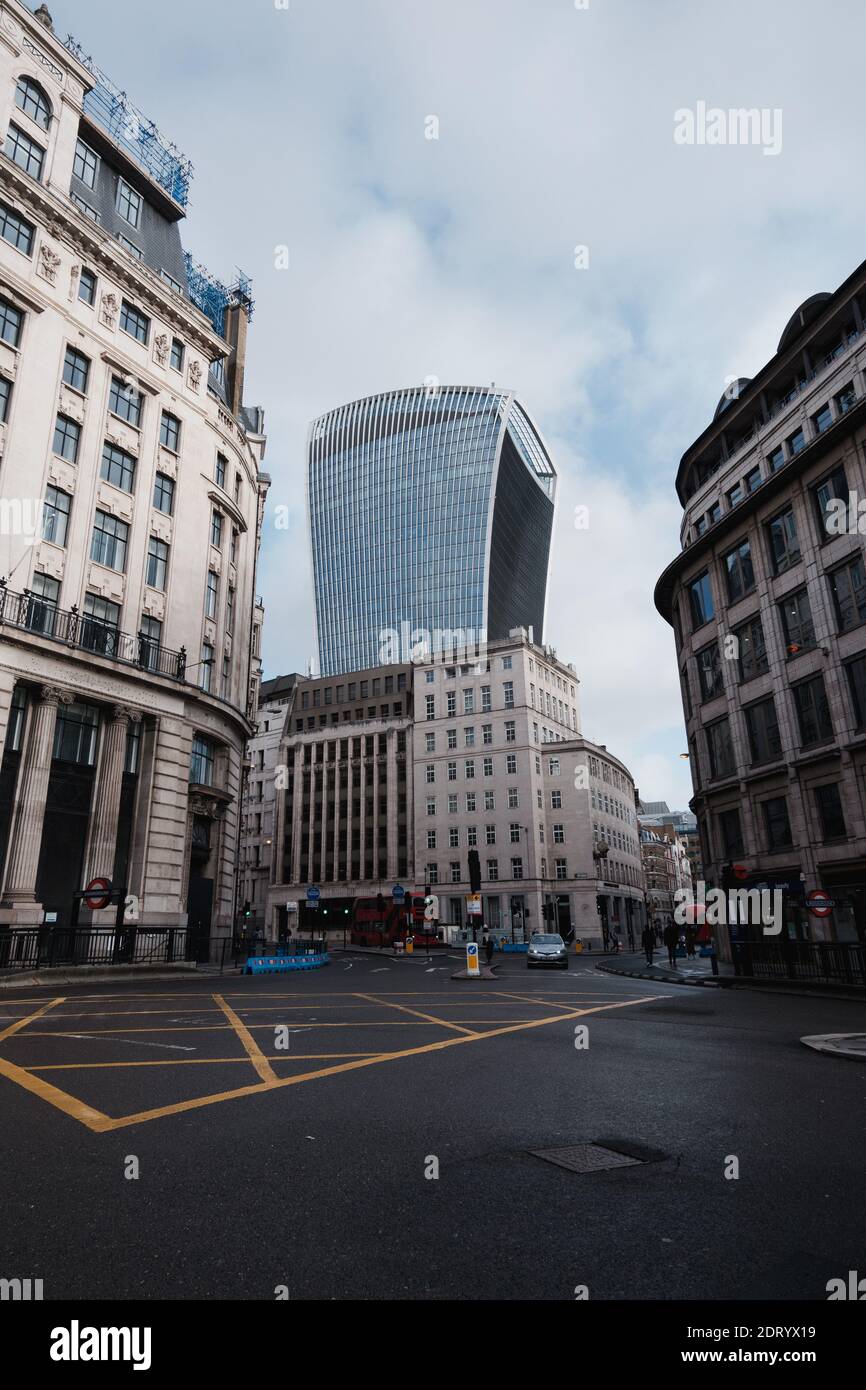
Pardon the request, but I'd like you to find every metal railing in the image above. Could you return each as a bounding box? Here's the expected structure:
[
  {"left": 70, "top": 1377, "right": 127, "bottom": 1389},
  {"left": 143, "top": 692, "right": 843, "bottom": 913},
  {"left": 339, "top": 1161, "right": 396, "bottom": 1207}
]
[
  {"left": 0, "top": 583, "right": 187, "bottom": 682},
  {"left": 0, "top": 926, "right": 188, "bottom": 972},
  {"left": 732, "top": 938, "right": 866, "bottom": 987}
]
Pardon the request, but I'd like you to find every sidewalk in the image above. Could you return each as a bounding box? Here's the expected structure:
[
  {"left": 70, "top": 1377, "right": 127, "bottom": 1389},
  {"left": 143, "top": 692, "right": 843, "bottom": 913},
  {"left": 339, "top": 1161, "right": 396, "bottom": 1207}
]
[{"left": 597, "top": 950, "right": 866, "bottom": 998}]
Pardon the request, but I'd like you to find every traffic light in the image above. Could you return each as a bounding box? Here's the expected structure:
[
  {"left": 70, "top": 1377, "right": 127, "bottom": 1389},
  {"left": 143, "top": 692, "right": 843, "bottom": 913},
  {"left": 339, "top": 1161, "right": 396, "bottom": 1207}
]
[
  {"left": 468, "top": 849, "right": 481, "bottom": 893},
  {"left": 242, "top": 901, "right": 251, "bottom": 919}
]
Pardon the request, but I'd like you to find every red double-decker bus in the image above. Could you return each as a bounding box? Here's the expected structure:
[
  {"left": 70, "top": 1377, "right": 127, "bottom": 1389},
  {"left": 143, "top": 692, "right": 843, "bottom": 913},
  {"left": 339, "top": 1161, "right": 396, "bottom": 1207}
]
[{"left": 349, "top": 894, "right": 445, "bottom": 948}]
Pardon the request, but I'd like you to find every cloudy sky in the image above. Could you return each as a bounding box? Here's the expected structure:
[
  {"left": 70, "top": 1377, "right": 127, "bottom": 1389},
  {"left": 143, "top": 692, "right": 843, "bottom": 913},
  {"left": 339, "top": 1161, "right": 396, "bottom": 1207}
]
[{"left": 54, "top": 0, "right": 866, "bottom": 808}]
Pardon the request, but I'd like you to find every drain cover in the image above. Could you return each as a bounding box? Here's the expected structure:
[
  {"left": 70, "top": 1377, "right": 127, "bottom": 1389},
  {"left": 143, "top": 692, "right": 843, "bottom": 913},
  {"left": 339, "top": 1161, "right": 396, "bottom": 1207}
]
[{"left": 530, "top": 1144, "right": 644, "bottom": 1174}]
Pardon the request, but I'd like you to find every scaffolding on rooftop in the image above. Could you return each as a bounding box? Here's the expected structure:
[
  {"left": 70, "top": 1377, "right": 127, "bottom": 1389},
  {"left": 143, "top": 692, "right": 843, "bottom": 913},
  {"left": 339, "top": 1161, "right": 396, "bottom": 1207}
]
[
  {"left": 65, "top": 36, "right": 193, "bottom": 208},
  {"left": 183, "top": 253, "right": 255, "bottom": 336}
]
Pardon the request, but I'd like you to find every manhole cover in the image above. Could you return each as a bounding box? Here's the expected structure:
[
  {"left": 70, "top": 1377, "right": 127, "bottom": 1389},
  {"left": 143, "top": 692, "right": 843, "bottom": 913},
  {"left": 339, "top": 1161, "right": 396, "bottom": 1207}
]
[{"left": 530, "top": 1144, "right": 644, "bottom": 1174}]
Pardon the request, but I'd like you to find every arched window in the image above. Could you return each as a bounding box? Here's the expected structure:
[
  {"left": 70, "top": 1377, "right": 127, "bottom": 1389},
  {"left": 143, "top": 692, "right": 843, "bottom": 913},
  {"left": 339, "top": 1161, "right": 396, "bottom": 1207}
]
[{"left": 15, "top": 75, "right": 51, "bottom": 131}]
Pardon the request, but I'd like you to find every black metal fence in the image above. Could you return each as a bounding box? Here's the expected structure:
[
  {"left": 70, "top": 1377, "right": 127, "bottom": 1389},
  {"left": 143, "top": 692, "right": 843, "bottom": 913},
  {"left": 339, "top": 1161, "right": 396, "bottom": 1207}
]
[
  {"left": 732, "top": 938, "right": 866, "bottom": 987},
  {"left": 0, "top": 926, "right": 188, "bottom": 972},
  {"left": 0, "top": 583, "right": 187, "bottom": 681}
]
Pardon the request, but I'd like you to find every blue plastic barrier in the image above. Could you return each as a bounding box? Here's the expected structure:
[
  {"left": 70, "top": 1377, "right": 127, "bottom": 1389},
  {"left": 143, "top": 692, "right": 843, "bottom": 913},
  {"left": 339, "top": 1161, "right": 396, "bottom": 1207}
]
[
  {"left": 246, "top": 954, "right": 330, "bottom": 974},
  {"left": 499, "top": 943, "right": 529, "bottom": 953}
]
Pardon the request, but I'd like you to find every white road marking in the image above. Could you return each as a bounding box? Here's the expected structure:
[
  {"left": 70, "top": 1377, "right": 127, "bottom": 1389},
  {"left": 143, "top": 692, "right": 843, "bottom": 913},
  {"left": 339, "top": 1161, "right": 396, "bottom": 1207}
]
[
  {"left": 370, "top": 968, "right": 390, "bottom": 974},
  {"left": 57, "top": 1033, "right": 196, "bottom": 1053}
]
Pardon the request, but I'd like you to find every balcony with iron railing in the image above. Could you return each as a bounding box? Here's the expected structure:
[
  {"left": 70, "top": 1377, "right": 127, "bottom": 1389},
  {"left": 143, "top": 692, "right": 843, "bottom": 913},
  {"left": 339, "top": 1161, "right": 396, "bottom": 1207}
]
[{"left": 0, "top": 581, "right": 187, "bottom": 682}]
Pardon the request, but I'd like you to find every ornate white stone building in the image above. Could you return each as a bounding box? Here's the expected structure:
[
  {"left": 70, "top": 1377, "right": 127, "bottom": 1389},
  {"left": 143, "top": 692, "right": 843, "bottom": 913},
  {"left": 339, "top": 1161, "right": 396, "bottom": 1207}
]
[{"left": 0, "top": 2, "right": 269, "bottom": 957}]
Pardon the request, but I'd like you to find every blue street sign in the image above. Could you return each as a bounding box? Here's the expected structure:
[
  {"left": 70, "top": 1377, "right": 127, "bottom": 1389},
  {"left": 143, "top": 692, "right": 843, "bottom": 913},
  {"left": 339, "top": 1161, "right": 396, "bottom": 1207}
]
[
  {"left": 306, "top": 886, "right": 321, "bottom": 902},
  {"left": 392, "top": 885, "right": 405, "bottom": 901}
]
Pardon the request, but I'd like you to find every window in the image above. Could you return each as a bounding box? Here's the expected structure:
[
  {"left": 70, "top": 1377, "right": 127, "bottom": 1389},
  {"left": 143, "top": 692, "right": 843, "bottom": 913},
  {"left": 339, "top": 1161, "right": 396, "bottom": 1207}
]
[
  {"left": 139, "top": 615, "right": 162, "bottom": 672},
  {"left": 484, "top": 791, "right": 495, "bottom": 811},
  {"left": 502, "top": 655, "right": 513, "bottom": 670},
  {"left": 170, "top": 338, "right": 184, "bottom": 372},
  {"left": 449, "top": 828, "right": 459, "bottom": 849},
  {"left": 54, "top": 703, "right": 99, "bottom": 766},
  {"left": 63, "top": 346, "right": 90, "bottom": 394},
  {"left": 505, "top": 721, "right": 516, "bottom": 743},
  {"left": 734, "top": 616, "right": 768, "bottom": 682},
  {"left": 508, "top": 788, "right": 519, "bottom": 809},
  {"left": 426, "top": 798, "right": 436, "bottom": 816},
  {"left": 27, "top": 572, "right": 59, "bottom": 635},
  {"left": 117, "top": 232, "right": 143, "bottom": 261},
  {"left": 767, "top": 507, "right": 801, "bottom": 575},
  {"left": 506, "top": 753, "right": 517, "bottom": 775},
  {"left": 78, "top": 267, "right": 97, "bottom": 305},
  {"left": 425, "top": 732, "right": 435, "bottom": 753},
  {"left": 0, "top": 296, "right": 23, "bottom": 346},
  {"left": 482, "top": 757, "right": 493, "bottom": 777},
  {"left": 745, "top": 697, "right": 782, "bottom": 764},
  {"left": 16, "top": 76, "right": 51, "bottom": 130},
  {"left": 466, "top": 793, "right": 476, "bottom": 812},
  {"left": 812, "top": 403, "right": 832, "bottom": 435},
  {"left": 465, "top": 759, "right": 475, "bottom": 780},
  {"left": 446, "top": 729, "right": 457, "bottom": 750},
  {"left": 161, "top": 270, "right": 183, "bottom": 293},
  {"left": 211, "top": 511, "right": 223, "bottom": 548},
  {"left": 745, "top": 465, "right": 762, "bottom": 494},
  {"left": 6, "top": 123, "right": 45, "bottom": 180},
  {"left": 153, "top": 472, "right": 175, "bottom": 515},
  {"left": 814, "top": 465, "right": 848, "bottom": 538},
  {"left": 116, "top": 178, "right": 142, "bottom": 228},
  {"left": 71, "top": 192, "right": 99, "bottom": 222},
  {"left": 450, "top": 862, "right": 462, "bottom": 885},
  {"left": 226, "top": 586, "right": 235, "bottom": 633},
  {"left": 716, "top": 807, "right": 743, "bottom": 858},
  {"left": 551, "top": 790, "right": 562, "bottom": 809},
  {"left": 427, "top": 831, "right": 437, "bottom": 850},
  {"left": 509, "top": 823, "right": 522, "bottom": 844},
  {"left": 553, "top": 824, "right": 565, "bottom": 844},
  {"left": 792, "top": 675, "right": 832, "bottom": 746},
  {"left": 511, "top": 858, "right": 524, "bottom": 880},
  {"left": 829, "top": 557, "right": 866, "bottom": 633},
  {"left": 425, "top": 694, "right": 435, "bottom": 720},
  {"left": 101, "top": 441, "right": 136, "bottom": 493},
  {"left": 762, "top": 796, "right": 792, "bottom": 851},
  {"left": 446, "top": 691, "right": 456, "bottom": 717},
  {"left": 42, "top": 485, "right": 71, "bottom": 547},
  {"left": 836, "top": 382, "right": 857, "bottom": 415},
  {"left": 0, "top": 201, "right": 34, "bottom": 255},
  {"left": 73, "top": 137, "right": 98, "bottom": 187},
  {"left": 160, "top": 411, "right": 181, "bottom": 452},
  {"left": 555, "top": 860, "right": 568, "bottom": 881},
  {"left": 779, "top": 588, "right": 815, "bottom": 655},
  {"left": 487, "top": 859, "right": 499, "bottom": 880},
  {"left": 727, "top": 482, "right": 743, "bottom": 508},
  {"left": 427, "top": 864, "right": 439, "bottom": 886},
  {"left": 0, "top": 374, "right": 10, "bottom": 423},
  {"left": 503, "top": 681, "right": 514, "bottom": 709},
  {"left": 53, "top": 414, "right": 80, "bottom": 463},
  {"left": 706, "top": 717, "right": 735, "bottom": 779},
  {"left": 549, "top": 757, "right": 560, "bottom": 776},
  {"left": 486, "top": 825, "right": 496, "bottom": 845},
  {"left": 697, "top": 642, "right": 723, "bottom": 700},
  {"left": 109, "top": 376, "right": 142, "bottom": 426},
  {"left": 767, "top": 445, "right": 785, "bottom": 473},
  {"left": 688, "top": 572, "right": 715, "bottom": 628},
  {"left": 119, "top": 300, "right": 149, "bottom": 344},
  {"left": 91, "top": 510, "right": 129, "bottom": 572},
  {"left": 200, "top": 643, "right": 214, "bottom": 693},
  {"left": 787, "top": 426, "right": 806, "bottom": 456},
  {"left": 190, "top": 735, "right": 215, "bottom": 786},
  {"left": 845, "top": 654, "right": 866, "bottom": 729},
  {"left": 463, "top": 689, "right": 475, "bottom": 715},
  {"left": 146, "top": 537, "right": 168, "bottom": 590},
  {"left": 465, "top": 727, "right": 475, "bottom": 747},
  {"left": 723, "top": 540, "right": 755, "bottom": 602},
  {"left": 482, "top": 724, "right": 493, "bottom": 745},
  {"left": 481, "top": 686, "right": 492, "bottom": 712},
  {"left": 81, "top": 593, "right": 121, "bottom": 656},
  {"left": 425, "top": 764, "right": 435, "bottom": 785},
  {"left": 814, "top": 783, "right": 846, "bottom": 840}
]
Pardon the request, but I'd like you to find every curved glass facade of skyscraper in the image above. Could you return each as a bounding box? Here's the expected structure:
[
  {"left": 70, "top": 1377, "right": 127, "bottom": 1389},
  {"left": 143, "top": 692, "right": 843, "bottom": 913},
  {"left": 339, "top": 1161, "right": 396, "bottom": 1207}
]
[{"left": 308, "top": 386, "right": 557, "bottom": 675}]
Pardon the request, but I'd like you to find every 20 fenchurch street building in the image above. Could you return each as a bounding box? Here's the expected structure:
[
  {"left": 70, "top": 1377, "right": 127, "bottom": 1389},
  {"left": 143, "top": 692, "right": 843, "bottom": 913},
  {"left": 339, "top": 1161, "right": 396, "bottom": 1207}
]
[{"left": 308, "top": 385, "right": 558, "bottom": 675}]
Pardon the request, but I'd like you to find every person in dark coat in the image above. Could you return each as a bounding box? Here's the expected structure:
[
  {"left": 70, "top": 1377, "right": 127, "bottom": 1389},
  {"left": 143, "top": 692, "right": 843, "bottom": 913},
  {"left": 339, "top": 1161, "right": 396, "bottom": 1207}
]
[
  {"left": 641, "top": 924, "right": 655, "bottom": 966},
  {"left": 483, "top": 930, "right": 495, "bottom": 966},
  {"left": 663, "top": 921, "right": 680, "bottom": 968}
]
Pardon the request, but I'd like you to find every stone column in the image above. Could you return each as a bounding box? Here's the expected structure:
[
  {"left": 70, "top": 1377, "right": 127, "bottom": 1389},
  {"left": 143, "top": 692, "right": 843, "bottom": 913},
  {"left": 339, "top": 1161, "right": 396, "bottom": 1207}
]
[
  {"left": 386, "top": 728, "right": 399, "bottom": 879},
  {"left": 332, "top": 742, "right": 341, "bottom": 880},
  {"left": 81, "top": 706, "right": 141, "bottom": 889},
  {"left": 290, "top": 744, "right": 303, "bottom": 883},
  {"left": 2, "top": 685, "right": 74, "bottom": 908},
  {"left": 359, "top": 738, "right": 367, "bottom": 881},
  {"left": 372, "top": 732, "right": 381, "bottom": 880},
  {"left": 306, "top": 744, "right": 316, "bottom": 880},
  {"left": 321, "top": 741, "right": 329, "bottom": 882},
  {"left": 346, "top": 742, "right": 354, "bottom": 883}
]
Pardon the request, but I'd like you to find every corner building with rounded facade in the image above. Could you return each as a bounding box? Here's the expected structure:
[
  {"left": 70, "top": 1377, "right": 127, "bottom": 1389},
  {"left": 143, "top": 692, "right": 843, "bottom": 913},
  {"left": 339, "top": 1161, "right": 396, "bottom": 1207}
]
[
  {"left": 0, "top": 2, "right": 269, "bottom": 955},
  {"left": 656, "top": 257, "right": 866, "bottom": 950}
]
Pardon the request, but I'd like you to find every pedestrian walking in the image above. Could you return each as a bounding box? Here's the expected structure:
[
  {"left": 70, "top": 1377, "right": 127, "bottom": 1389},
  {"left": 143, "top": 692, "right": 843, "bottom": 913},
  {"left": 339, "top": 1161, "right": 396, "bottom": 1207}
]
[
  {"left": 483, "top": 930, "right": 495, "bottom": 966},
  {"left": 641, "top": 924, "right": 655, "bottom": 966},
  {"left": 663, "top": 921, "right": 680, "bottom": 968},
  {"left": 685, "top": 925, "right": 696, "bottom": 958}
]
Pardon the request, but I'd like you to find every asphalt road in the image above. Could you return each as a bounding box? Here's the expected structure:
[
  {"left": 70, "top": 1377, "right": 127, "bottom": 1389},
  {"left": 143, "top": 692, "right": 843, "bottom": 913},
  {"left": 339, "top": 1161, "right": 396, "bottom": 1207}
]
[{"left": 1, "top": 953, "right": 864, "bottom": 1301}]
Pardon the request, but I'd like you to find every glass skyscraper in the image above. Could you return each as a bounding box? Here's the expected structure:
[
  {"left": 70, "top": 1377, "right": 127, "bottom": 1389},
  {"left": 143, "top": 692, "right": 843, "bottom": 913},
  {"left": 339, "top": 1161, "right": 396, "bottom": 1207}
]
[{"left": 308, "top": 385, "right": 558, "bottom": 675}]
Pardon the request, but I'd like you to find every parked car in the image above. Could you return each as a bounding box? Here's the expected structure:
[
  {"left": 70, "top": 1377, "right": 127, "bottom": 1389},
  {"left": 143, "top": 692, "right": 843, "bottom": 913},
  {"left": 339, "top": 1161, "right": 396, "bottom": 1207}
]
[{"left": 527, "top": 932, "right": 569, "bottom": 970}]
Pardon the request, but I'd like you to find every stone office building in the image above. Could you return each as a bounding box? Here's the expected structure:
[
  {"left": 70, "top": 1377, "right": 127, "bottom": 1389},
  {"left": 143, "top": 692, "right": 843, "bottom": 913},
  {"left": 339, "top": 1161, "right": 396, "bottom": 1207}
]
[
  {"left": 0, "top": 3, "right": 269, "bottom": 955},
  {"left": 655, "top": 254, "right": 866, "bottom": 948}
]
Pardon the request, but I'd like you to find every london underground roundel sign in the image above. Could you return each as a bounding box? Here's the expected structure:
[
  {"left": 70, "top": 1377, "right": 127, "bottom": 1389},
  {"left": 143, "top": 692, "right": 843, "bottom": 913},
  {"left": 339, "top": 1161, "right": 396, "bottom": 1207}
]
[
  {"left": 83, "top": 877, "right": 112, "bottom": 911},
  {"left": 806, "top": 889, "right": 833, "bottom": 918}
]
